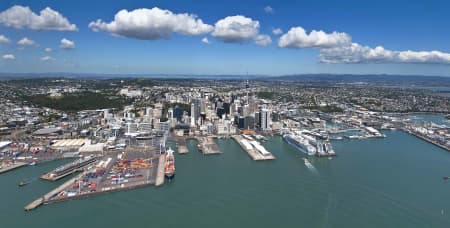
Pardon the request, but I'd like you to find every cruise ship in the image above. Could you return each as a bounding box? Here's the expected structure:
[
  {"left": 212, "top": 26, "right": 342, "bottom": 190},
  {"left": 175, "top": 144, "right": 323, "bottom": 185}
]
[
  {"left": 283, "top": 131, "right": 336, "bottom": 157},
  {"left": 283, "top": 133, "right": 317, "bottom": 156}
]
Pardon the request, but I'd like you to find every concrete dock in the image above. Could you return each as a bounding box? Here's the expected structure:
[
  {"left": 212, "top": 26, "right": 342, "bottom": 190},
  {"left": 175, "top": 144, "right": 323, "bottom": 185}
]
[
  {"left": 406, "top": 129, "right": 450, "bottom": 152},
  {"left": 178, "top": 145, "right": 189, "bottom": 154},
  {"left": 155, "top": 155, "right": 165, "bottom": 187},
  {"left": 26, "top": 153, "right": 159, "bottom": 211},
  {"left": 232, "top": 135, "right": 275, "bottom": 161},
  {"left": 25, "top": 173, "right": 84, "bottom": 211},
  {"left": 40, "top": 156, "right": 97, "bottom": 181},
  {"left": 0, "top": 161, "right": 28, "bottom": 174},
  {"left": 198, "top": 137, "right": 222, "bottom": 155},
  {"left": 172, "top": 138, "right": 189, "bottom": 154}
]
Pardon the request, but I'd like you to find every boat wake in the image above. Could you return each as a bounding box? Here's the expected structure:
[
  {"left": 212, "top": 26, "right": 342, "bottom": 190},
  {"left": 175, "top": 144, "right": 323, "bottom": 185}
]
[{"left": 303, "top": 158, "right": 319, "bottom": 175}]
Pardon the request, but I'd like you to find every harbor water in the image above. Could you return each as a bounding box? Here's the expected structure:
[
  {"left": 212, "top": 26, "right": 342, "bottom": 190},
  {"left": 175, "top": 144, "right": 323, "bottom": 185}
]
[{"left": 1, "top": 131, "right": 450, "bottom": 227}]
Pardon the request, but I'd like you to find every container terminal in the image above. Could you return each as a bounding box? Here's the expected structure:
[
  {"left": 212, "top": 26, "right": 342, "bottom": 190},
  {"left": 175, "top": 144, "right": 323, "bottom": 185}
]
[{"left": 26, "top": 149, "right": 163, "bottom": 211}]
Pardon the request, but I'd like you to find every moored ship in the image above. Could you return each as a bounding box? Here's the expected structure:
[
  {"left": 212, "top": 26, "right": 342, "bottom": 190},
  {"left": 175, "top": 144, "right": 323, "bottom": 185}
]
[
  {"left": 164, "top": 148, "right": 175, "bottom": 180},
  {"left": 283, "top": 131, "right": 336, "bottom": 157},
  {"left": 283, "top": 133, "right": 316, "bottom": 156}
]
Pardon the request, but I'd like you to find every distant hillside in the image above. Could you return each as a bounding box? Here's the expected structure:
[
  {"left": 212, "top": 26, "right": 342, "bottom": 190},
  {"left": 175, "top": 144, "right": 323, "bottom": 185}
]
[{"left": 259, "top": 74, "right": 450, "bottom": 87}]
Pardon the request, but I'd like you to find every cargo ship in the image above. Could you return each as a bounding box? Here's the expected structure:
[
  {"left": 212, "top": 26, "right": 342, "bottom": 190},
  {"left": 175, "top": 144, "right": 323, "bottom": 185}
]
[{"left": 164, "top": 148, "right": 175, "bottom": 180}]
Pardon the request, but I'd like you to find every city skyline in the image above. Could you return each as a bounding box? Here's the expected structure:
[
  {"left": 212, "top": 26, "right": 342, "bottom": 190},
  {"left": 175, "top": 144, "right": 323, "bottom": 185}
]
[{"left": 1, "top": 0, "right": 450, "bottom": 76}]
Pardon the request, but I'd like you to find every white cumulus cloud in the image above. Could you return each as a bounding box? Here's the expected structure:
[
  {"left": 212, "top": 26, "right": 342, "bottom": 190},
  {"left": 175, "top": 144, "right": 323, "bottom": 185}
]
[
  {"left": 2, "top": 54, "right": 15, "bottom": 60},
  {"left": 89, "top": 7, "right": 213, "bottom": 40},
  {"left": 264, "top": 6, "right": 274, "bottom": 14},
  {"left": 212, "top": 15, "right": 269, "bottom": 45},
  {"left": 278, "top": 27, "right": 351, "bottom": 49},
  {"left": 17, "top": 37, "right": 35, "bottom": 46},
  {"left": 201, "top": 37, "right": 210, "bottom": 44},
  {"left": 272, "top": 28, "right": 283, "bottom": 35},
  {"left": 254, "top": 34, "right": 272, "bottom": 46},
  {"left": 40, "top": 56, "right": 55, "bottom": 61},
  {"left": 320, "top": 43, "right": 450, "bottom": 64},
  {"left": 60, "top": 38, "right": 75, "bottom": 49},
  {"left": 0, "top": 5, "right": 77, "bottom": 31},
  {"left": 0, "top": 34, "right": 11, "bottom": 43},
  {"left": 44, "top": 47, "right": 52, "bottom": 52}
]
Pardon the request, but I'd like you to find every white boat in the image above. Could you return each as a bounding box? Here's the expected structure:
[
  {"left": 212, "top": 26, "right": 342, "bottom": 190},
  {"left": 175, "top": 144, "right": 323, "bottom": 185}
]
[
  {"left": 283, "top": 133, "right": 316, "bottom": 156},
  {"left": 303, "top": 158, "right": 313, "bottom": 168},
  {"left": 284, "top": 131, "right": 336, "bottom": 157}
]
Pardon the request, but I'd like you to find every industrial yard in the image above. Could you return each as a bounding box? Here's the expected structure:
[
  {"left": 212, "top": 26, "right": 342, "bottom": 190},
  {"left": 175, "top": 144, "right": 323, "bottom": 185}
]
[{"left": 25, "top": 149, "right": 161, "bottom": 211}]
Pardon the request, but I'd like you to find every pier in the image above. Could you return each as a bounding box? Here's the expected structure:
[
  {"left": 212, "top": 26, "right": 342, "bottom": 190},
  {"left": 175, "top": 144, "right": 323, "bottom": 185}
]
[
  {"left": 178, "top": 145, "right": 189, "bottom": 154},
  {"left": 25, "top": 173, "right": 83, "bottom": 211},
  {"left": 173, "top": 138, "right": 189, "bottom": 154},
  {"left": 40, "top": 156, "right": 97, "bottom": 181},
  {"left": 0, "top": 161, "right": 27, "bottom": 174},
  {"left": 198, "top": 137, "right": 221, "bottom": 155},
  {"left": 155, "top": 155, "right": 165, "bottom": 187},
  {"left": 171, "top": 137, "right": 189, "bottom": 154},
  {"left": 26, "top": 153, "right": 160, "bottom": 211},
  {"left": 232, "top": 135, "right": 275, "bottom": 161},
  {"left": 405, "top": 129, "right": 450, "bottom": 152}
]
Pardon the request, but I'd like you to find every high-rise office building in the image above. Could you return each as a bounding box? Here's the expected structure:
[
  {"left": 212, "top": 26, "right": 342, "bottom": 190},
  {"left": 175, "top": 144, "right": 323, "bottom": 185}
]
[{"left": 260, "top": 109, "right": 271, "bottom": 131}]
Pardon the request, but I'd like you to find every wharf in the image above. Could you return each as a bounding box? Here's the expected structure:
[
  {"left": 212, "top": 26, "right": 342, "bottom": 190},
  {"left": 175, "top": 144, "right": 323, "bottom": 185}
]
[
  {"left": 155, "top": 155, "right": 165, "bottom": 187},
  {"left": 405, "top": 129, "right": 450, "bottom": 152},
  {"left": 25, "top": 173, "right": 83, "bottom": 211},
  {"left": 232, "top": 135, "right": 275, "bottom": 161},
  {"left": 40, "top": 157, "right": 97, "bottom": 181},
  {"left": 40, "top": 168, "right": 82, "bottom": 181},
  {"left": 26, "top": 154, "right": 159, "bottom": 211},
  {"left": 199, "top": 137, "right": 221, "bottom": 155},
  {"left": 172, "top": 137, "right": 189, "bottom": 154},
  {"left": 0, "top": 161, "right": 27, "bottom": 174},
  {"left": 178, "top": 146, "right": 189, "bottom": 154}
]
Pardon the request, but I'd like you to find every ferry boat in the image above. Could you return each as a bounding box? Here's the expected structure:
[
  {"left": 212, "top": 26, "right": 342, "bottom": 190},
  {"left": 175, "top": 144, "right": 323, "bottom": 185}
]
[
  {"left": 302, "top": 158, "right": 314, "bottom": 169},
  {"left": 164, "top": 148, "right": 175, "bottom": 180},
  {"left": 283, "top": 133, "right": 316, "bottom": 156},
  {"left": 18, "top": 181, "right": 28, "bottom": 187}
]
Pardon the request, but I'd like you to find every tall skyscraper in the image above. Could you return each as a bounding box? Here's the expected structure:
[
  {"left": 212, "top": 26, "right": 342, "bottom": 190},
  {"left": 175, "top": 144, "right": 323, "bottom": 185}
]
[
  {"left": 190, "top": 103, "right": 196, "bottom": 126},
  {"left": 260, "top": 109, "right": 271, "bottom": 131}
]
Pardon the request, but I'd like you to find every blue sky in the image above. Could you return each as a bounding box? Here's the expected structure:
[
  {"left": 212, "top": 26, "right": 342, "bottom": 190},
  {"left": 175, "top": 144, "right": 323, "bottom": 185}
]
[{"left": 0, "top": 0, "right": 450, "bottom": 76}]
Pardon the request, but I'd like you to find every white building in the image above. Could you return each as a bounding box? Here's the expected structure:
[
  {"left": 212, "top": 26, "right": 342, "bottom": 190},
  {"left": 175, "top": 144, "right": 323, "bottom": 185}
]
[{"left": 260, "top": 109, "right": 271, "bottom": 131}]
